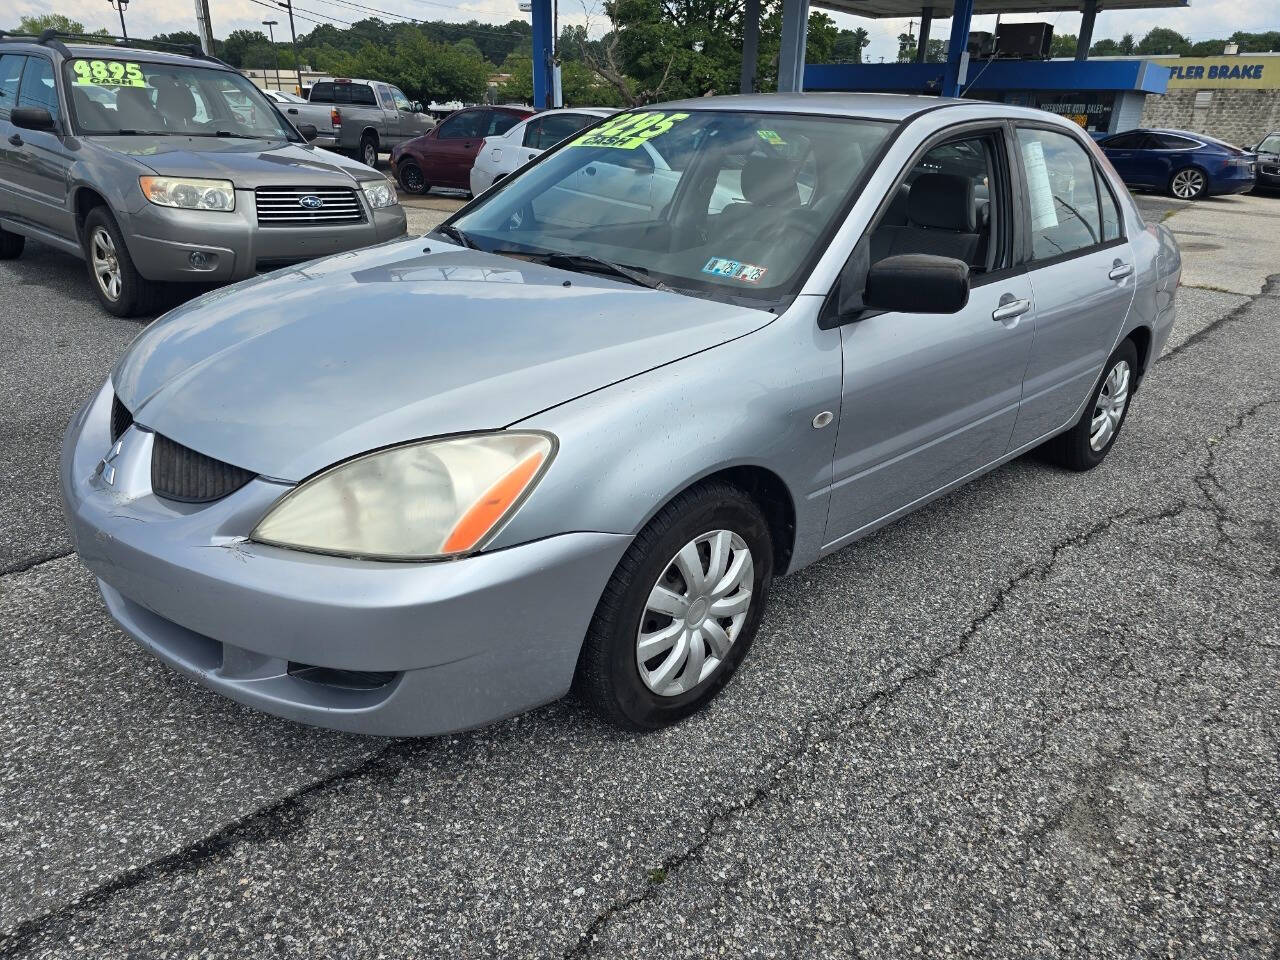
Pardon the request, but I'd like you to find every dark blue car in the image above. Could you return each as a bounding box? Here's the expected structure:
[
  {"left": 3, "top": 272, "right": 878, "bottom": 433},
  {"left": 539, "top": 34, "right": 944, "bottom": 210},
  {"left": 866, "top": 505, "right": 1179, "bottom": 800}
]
[{"left": 1097, "top": 128, "right": 1256, "bottom": 200}]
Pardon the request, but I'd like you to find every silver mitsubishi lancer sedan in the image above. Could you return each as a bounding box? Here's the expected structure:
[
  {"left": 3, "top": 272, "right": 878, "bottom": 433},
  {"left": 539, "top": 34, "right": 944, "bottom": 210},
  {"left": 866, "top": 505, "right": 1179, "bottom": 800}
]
[{"left": 61, "top": 94, "right": 1182, "bottom": 736}]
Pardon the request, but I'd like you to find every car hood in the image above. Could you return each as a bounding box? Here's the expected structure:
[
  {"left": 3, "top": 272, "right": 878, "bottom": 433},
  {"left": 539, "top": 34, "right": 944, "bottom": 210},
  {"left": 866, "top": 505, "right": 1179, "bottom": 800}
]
[
  {"left": 88, "top": 136, "right": 378, "bottom": 185},
  {"left": 112, "top": 240, "right": 771, "bottom": 482}
]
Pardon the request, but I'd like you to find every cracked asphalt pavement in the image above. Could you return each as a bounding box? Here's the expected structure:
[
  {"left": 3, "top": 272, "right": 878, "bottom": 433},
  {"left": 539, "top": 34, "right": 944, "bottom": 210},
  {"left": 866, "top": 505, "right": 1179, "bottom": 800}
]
[{"left": 1, "top": 194, "right": 1277, "bottom": 958}]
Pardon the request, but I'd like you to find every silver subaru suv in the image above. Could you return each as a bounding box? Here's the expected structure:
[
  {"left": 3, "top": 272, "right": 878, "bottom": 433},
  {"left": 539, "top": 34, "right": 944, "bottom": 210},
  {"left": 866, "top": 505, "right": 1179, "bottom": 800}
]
[{"left": 0, "top": 33, "right": 406, "bottom": 316}]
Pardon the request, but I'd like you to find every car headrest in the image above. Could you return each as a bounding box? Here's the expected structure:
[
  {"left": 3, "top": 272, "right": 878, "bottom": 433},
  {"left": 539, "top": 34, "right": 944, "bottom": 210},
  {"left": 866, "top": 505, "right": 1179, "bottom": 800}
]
[
  {"left": 907, "top": 173, "right": 976, "bottom": 232},
  {"left": 740, "top": 155, "right": 800, "bottom": 207},
  {"left": 155, "top": 81, "right": 197, "bottom": 122},
  {"left": 114, "top": 86, "right": 159, "bottom": 128}
]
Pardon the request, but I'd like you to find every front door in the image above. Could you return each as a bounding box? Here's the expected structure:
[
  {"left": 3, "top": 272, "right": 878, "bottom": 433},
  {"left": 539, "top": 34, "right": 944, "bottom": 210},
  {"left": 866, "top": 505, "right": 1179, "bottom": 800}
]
[
  {"left": 824, "top": 125, "right": 1036, "bottom": 547},
  {"left": 431, "top": 108, "right": 487, "bottom": 188},
  {"left": 1007, "top": 124, "right": 1137, "bottom": 448},
  {"left": 373, "top": 83, "right": 400, "bottom": 142},
  {"left": 9, "top": 55, "right": 75, "bottom": 238},
  {"left": 0, "top": 54, "right": 28, "bottom": 222},
  {"left": 1101, "top": 131, "right": 1153, "bottom": 187}
]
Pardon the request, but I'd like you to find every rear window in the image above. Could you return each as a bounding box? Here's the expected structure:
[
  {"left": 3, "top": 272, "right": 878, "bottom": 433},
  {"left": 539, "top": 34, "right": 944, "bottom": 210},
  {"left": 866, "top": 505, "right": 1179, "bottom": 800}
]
[{"left": 309, "top": 82, "right": 375, "bottom": 105}]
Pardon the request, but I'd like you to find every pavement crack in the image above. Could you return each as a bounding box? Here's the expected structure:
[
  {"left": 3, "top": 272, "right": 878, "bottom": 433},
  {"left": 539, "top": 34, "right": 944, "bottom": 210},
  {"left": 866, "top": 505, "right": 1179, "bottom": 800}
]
[
  {"left": 1160, "top": 274, "right": 1277, "bottom": 365},
  {"left": 1192, "top": 397, "right": 1279, "bottom": 541},
  {"left": 0, "top": 550, "right": 74, "bottom": 579},
  {"left": 0, "top": 742, "right": 417, "bottom": 958}
]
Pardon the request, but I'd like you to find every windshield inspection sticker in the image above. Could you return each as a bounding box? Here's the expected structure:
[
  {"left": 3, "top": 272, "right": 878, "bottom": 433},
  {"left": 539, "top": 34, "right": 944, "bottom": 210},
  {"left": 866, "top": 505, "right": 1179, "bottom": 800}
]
[
  {"left": 756, "top": 129, "right": 786, "bottom": 146},
  {"left": 703, "top": 257, "right": 768, "bottom": 284},
  {"left": 72, "top": 59, "right": 147, "bottom": 87},
  {"left": 571, "top": 111, "right": 690, "bottom": 150}
]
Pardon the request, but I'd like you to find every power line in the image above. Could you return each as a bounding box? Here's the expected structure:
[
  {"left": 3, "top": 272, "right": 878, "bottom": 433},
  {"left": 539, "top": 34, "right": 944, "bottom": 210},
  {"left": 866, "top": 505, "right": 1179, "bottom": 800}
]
[{"left": 301, "top": 0, "right": 531, "bottom": 39}]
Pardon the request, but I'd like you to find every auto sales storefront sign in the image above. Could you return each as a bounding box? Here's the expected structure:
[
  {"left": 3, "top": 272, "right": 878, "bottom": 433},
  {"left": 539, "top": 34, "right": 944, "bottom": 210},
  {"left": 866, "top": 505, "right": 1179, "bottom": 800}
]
[{"left": 1164, "top": 57, "right": 1279, "bottom": 89}]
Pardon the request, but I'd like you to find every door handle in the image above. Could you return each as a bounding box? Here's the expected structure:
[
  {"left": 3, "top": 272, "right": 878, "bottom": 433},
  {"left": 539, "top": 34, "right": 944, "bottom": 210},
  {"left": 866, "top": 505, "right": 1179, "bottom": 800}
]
[
  {"left": 287, "top": 108, "right": 298, "bottom": 115},
  {"left": 7, "top": 134, "right": 22, "bottom": 146},
  {"left": 1108, "top": 262, "right": 1134, "bottom": 281},
  {"left": 992, "top": 297, "right": 1031, "bottom": 323}
]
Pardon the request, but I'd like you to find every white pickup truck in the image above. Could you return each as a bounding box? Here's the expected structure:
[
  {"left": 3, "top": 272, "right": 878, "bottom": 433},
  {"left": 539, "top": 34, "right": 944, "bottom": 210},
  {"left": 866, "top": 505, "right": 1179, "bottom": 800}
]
[{"left": 283, "top": 78, "right": 436, "bottom": 168}]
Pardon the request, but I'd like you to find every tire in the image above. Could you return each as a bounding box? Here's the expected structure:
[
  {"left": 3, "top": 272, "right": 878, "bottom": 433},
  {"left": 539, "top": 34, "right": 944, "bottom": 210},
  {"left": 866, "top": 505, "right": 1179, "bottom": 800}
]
[
  {"left": 0, "top": 224, "right": 24, "bottom": 259},
  {"left": 81, "top": 206, "right": 163, "bottom": 318},
  {"left": 359, "top": 134, "right": 379, "bottom": 169},
  {"left": 397, "top": 161, "right": 427, "bottom": 195},
  {"left": 1169, "top": 166, "right": 1208, "bottom": 200},
  {"left": 574, "top": 481, "right": 774, "bottom": 730},
  {"left": 1041, "top": 338, "right": 1138, "bottom": 472}
]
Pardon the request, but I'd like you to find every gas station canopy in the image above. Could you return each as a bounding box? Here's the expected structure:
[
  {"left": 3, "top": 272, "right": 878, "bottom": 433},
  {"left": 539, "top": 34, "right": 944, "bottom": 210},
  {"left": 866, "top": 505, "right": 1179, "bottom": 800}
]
[{"left": 815, "top": 0, "right": 1186, "bottom": 16}]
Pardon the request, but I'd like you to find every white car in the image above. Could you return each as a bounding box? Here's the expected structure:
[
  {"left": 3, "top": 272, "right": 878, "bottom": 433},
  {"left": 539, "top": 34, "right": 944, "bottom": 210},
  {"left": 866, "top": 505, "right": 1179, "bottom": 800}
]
[
  {"left": 262, "top": 89, "right": 308, "bottom": 104},
  {"left": 469, "top": 108, "right": 615, "bottom": 195}
]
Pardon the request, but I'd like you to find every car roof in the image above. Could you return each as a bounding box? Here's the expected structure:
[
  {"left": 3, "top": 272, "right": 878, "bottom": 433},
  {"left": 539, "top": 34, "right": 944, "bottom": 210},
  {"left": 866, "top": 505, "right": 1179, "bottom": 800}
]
[
  {"left": 55, "top": 42, "right": 234, "bottom": 70},
  {"left": 650, "top": 92, "right": 1055, "bottom": 123}
]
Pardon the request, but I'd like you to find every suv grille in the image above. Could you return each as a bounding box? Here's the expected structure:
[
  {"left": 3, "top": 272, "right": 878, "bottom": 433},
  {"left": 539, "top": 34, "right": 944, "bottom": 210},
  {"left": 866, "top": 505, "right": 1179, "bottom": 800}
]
[
  {"left": 151, "top": 434, "right": 255, "bottom": 503},
  {"left": 255, "top": 186, "right": 365, "bottom": 226},
  {"left": 110, "top": 395, "right": 133, "bottom": 442}
]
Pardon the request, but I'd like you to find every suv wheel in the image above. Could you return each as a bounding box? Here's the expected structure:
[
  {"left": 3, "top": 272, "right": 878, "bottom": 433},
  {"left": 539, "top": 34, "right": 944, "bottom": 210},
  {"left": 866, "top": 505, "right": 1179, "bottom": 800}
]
[
  {"left": 574, "top": 482, "right": 774, "bottom": 730},
  {"left": 0, "top": 223, "right": 24, "bottom": 259},
  {"left": 82, "top": 207, "right": 162, "bottom": 318}
]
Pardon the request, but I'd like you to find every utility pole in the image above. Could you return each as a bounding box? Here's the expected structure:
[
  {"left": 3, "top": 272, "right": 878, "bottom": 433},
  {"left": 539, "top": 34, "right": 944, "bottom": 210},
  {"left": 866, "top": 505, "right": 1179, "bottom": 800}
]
[
  {"left": 108, "top": 0, "right": 130, "bottom": 39},
  {"left": 262, "top": 20, "right": 280, "bottom": 91},
  {"left": 277, "top": 0, "right": 302, "bottom": 94},
  {"left": 194, "top": 0, "right": 215, "bottom": 55}
]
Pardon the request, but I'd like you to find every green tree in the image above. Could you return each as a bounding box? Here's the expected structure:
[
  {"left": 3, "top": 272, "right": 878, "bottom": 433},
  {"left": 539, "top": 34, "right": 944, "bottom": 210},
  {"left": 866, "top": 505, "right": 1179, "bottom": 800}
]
[
  {"left": 831, "top": 27, "right": 870, "bottom": 63},
  {"left": 896, "top": 30, "right": 915, "bottom": 62},
  {"left": 1136, "top": 27, "right": 1190, "bottom": 56},
  {"left": 1230, "top": 30, "right": 1280, "bottom": 52},
  {"left": 17, "top": 14, "right": 104, "bottom": 35},
  {"left": 1049, "top": 32, "right": 1077, "bottom": 58},
  {"left": 1118, "top": 32, "right": 1135, "bottom": 55},
  {"left": 1089, "top": 38, "right": 1120, "bottom": 56},
  {"left": 1188, "top": 38, "right": 1229, "bottom": 56}
]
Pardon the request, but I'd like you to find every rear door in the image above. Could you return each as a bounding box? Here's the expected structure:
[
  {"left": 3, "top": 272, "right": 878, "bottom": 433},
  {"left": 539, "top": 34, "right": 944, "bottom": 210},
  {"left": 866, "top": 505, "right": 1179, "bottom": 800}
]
[
  {"left": 0, "top": 54, "right": 28, "bottom": 220},
  {"left": 431, "top": 108, "right": 488, "bottom": 187},
  {"left": 1007, "top": 123, "right": 1136, "bottom": 449}
]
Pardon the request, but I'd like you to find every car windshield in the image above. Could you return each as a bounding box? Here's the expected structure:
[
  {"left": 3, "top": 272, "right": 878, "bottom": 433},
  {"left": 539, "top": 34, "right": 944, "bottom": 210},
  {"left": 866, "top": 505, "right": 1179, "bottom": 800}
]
[
  {"left": 449, "top": 110, "right": 895, "bottom": 304},
  {"left": 65, "top": 57, "right": 295, "bottom": 139},
  {"left": 1256, "top": 134, "right": 1280, "bottom": 153}
]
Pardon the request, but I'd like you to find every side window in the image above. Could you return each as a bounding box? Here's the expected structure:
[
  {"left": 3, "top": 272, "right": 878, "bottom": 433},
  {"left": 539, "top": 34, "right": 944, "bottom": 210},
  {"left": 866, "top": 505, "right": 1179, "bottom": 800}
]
[
  {"left": 17, "top": 57, "right": 59, "bottom": 122},
  {"left": 1098, "top": 172, "right": 1123, "bottom": 242},
  {"left": 309, "top": 82, "right": 334, "bottom": 103},
  {"left": 520, "top": 117, "right": 543, "bottom": 148},
  {"left": 1016, "top": 127, "right": 1103, "bottom": 262},
  {"left": 1153, "top": 133, "right": 1198, "bottom": 150},
  {"left": 375, "top": 85, "right": 395, "bottom": 110},
  {"left": 1102, "top": 131, "right": 1144, "bottom": 150},
  {"left": 438, "top": 109, "right": 484, "bottom": 139},
  {"left": 350, "top": 84, "right": 377, "bottom": 106},
  {"left": 867, "top": 130, "right": 1007, "bottom": 273},
  {"left": 0, "top": 55, "right": 25, "bottom": 120},
  {"left": 528, "top": 113, "right": 591, "bottom": 149},
  {"left": 487, "top": 111, "right": 522, "bottom": 136},
  {"left": 390, "top": 86, "right": 413, "bottom": 112}
]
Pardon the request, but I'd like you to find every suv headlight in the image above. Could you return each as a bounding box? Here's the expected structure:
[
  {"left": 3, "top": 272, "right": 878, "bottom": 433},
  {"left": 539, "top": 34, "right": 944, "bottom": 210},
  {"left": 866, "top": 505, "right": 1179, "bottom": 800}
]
[
  {"left": 361, "top": 178, "right": 398, "bottom": 209},
  {"left": 139, "top": 176, "right": 235, "bottom": 211},
  {"left": 251, "top": 432, "right": 554, "bottom": 560}
]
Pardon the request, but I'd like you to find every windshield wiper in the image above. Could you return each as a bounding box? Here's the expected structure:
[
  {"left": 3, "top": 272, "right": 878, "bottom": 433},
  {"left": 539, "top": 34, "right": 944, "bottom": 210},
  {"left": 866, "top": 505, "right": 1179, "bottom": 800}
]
[
  {"left": 541, "top": 252, "right": 667, "bottom": 290},
  {"left": 96, "top": 129, "right": 175, "bottom": 136},
  {"left": 211, "top": 130, "right": 260, "bottom": 139},
  {"left": 435, "top": 224, "right": 478, "bottom": 249}
]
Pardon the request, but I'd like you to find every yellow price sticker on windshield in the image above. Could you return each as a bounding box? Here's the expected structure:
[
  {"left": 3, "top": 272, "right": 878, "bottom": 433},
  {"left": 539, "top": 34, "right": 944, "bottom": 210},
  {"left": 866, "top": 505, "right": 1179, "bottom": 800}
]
[
  {"left": 72, "top": 59, "right": 147, "bottom": 87},
  {"left": 756, "top": 129, "right": 786, "bottom": 146},
  {"left": 571, "top": 111, "right": 690, "bottom": 150}
]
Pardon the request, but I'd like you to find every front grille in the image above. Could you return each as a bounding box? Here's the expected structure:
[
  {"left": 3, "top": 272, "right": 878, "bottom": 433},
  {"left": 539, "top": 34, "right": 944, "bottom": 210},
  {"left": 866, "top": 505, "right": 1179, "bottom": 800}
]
[
  {"left": 254, "top": 186, "right": 365, "bottom": 226},
  {"left": 110, "top": 394, "right": 133, "bottom": 442},
  {"left": 151, "top": 433, "right": 255, "bottom": 503}
]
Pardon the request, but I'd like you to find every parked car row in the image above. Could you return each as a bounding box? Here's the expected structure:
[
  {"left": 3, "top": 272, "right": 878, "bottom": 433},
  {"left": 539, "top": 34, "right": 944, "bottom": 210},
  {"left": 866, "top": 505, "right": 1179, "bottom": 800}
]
[{"left": 0, "top": 33, "right": 406, "bottom": 316}]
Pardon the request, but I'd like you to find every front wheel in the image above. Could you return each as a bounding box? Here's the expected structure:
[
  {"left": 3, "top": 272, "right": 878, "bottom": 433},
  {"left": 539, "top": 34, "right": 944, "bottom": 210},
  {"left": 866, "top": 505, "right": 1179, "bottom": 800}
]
[
  {"left": 1169, "top": 166, "right": 1207, "bottom": 200},
  {"left": 1041, "top": 338, "right": 1137, "bottom": 471},
  {"left": 81, "top": 207, "right": 162, "bottom": 318},
  {"left": 574, "top": 482, "right": 774, "bottom": 730}
]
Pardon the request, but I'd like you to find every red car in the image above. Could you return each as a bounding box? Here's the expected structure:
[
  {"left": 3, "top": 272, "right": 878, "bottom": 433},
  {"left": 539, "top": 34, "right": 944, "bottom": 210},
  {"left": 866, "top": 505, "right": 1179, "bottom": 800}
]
[{"left": 391, "top": 105, "right": 533, "bottom": 195}]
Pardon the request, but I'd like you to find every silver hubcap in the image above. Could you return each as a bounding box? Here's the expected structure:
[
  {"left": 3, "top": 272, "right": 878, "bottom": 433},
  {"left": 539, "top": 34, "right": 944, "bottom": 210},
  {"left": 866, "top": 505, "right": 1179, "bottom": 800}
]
[
  {"left": 1091, "top": 359, "right": 1130, "bottom": 451},
  {"left": 364, "top": 144, "right": 377, "bottom": 165},
  {"left": 1172, "top": 169, "right": 1204, "bottom": 199},
  {"left": 90, "top": 227, "right": 122, "bottom": 301},
  {"left": 637, "top": 530, "right": 754, "bottom": 697}
]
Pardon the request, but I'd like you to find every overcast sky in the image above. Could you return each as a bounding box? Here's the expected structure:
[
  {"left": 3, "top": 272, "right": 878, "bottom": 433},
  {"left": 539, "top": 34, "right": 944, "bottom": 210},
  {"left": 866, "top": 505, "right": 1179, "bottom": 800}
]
[{"left": 5, "top": 0, "right": 1272, "bottom": 68}]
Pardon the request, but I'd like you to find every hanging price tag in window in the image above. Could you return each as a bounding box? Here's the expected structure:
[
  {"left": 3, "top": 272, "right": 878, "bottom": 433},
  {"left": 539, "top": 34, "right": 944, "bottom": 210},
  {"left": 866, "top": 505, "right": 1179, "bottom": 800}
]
[
  {"left": 71, "top": 59, "right": 147, "bottom": 87},
  {"left": 569, "top": 111, "right": 690, "bottom": 150}
]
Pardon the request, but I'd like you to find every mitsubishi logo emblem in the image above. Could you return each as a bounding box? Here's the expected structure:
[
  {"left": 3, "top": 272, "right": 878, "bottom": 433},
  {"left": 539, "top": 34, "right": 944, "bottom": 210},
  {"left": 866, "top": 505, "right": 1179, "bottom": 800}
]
[{"left": 98, "top": 439, "right": 124, "bottom": 485}]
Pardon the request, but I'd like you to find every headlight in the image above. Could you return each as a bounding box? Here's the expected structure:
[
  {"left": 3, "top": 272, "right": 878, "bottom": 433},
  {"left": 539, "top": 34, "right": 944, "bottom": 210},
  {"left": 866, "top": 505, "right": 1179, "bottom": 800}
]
[
  {"left": 251, "top": 432, "right": 554, "bottom": 560},
  {"left": 139, "top": 176, "right": 235, "bottom": 211},
  {"left": 361, "top": 178, "right": 398, "bottom": 209}
]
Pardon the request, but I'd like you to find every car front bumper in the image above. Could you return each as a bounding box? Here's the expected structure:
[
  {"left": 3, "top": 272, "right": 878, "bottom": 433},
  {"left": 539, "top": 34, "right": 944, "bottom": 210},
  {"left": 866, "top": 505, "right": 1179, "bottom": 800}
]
[
  {"left": 121, "top": 189, "right": 407, "bottom": 284},
  {"left": 60, "top": 383, "right": 632, "bottom": 736}
]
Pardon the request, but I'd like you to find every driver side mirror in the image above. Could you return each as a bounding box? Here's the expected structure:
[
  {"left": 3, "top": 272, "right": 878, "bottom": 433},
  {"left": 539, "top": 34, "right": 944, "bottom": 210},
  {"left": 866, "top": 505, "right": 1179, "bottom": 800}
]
[
  {"left": 11, "top": 106, "right": 56, "bottom": 132},
  {"left": 412, "top": 101, "right": 423, "bottom": 113},
  {"left": 296, "top": 123, "right": 318, "bottom": 142},
  {"left": 864, "top": 254, "right": 970, "bottom": 314}
]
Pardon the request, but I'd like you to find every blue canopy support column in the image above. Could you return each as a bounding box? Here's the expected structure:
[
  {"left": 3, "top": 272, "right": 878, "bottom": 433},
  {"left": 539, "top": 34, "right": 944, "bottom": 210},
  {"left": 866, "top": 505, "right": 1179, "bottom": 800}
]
[
  {"left": 777, "top": 0, "right": 810, "bottom": 93},
  {"left": 915, "top": 6, "right": 933, "bottom": 63},
  {"left": 940, "top": 0, "right": 975, "bottom": 97},
  {"left": 740, "top": 0, "right": 762, "bottom": 93},
  {"left": 530, "top": 0, "right": 555, "bottom": 110}
]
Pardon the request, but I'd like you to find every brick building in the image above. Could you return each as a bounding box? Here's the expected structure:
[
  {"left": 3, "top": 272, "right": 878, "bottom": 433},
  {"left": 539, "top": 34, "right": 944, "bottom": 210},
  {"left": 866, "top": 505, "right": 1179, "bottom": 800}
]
[{"left": 1139, "top": 53, "right": 1280, "bottom": 147}]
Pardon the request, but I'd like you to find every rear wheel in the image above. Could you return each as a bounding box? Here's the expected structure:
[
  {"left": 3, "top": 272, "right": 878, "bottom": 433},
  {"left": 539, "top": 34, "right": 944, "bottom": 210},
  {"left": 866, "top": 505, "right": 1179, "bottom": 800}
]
[
  {"left": 397, "top": 161, "right": 427, "bottom": 194},
  {"left": 0, "top": 224, "right": 23, "bottom": 259},
  {"left": 575, "top": 482, "right": 774, "bottom": 730},
  {"left": 359, "top": 134, "right": 379, "bottom": 169},
  {"left": 1169, "top": 166, "right": 1207, "bottom": 200},
  {"left": 81, "top": 207, "right": 162, "bottom": 318},
  {"left": 1041, "top": 338, "right": 1137, "bottom": 471}
]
